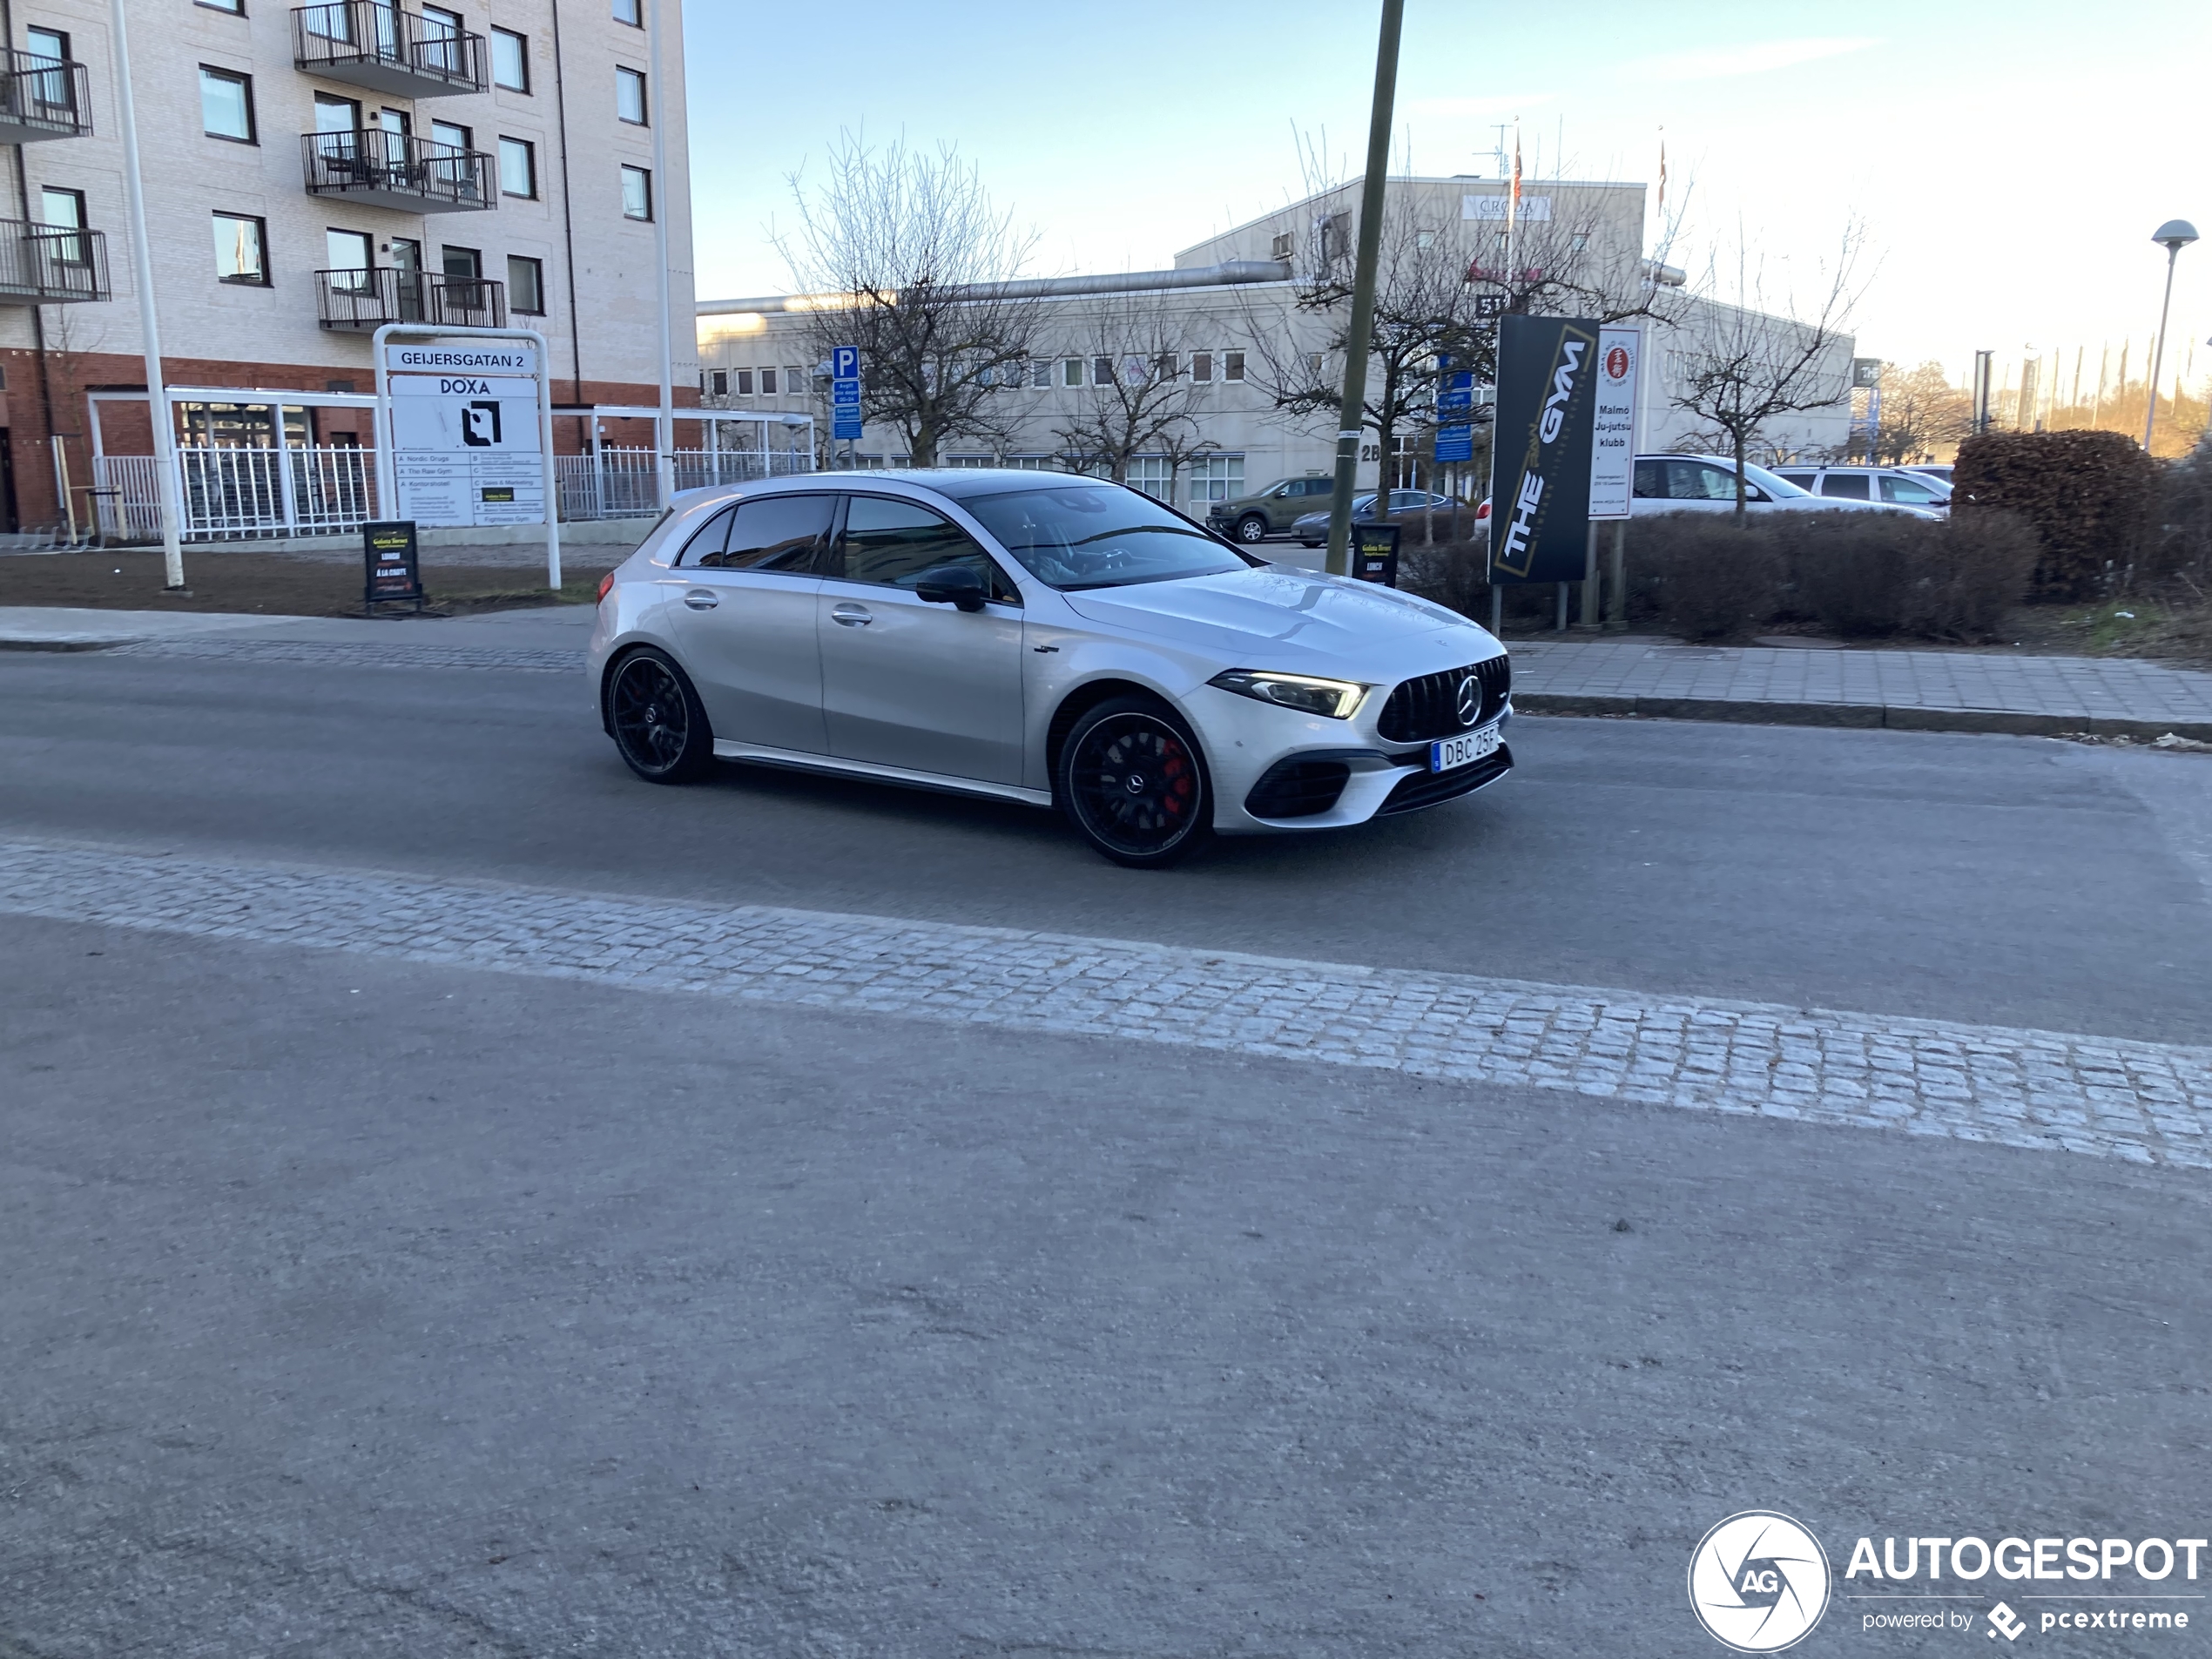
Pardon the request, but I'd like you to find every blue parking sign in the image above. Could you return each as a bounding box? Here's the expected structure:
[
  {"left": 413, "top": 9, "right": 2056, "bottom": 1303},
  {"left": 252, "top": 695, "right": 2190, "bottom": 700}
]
[{"left": 832, "top": 346, "right": 859, "bottom": 379}]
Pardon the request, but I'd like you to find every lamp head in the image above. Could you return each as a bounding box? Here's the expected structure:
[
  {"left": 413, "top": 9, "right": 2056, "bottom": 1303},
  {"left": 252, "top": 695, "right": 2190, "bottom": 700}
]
[{"left": 2152, "top": 219, "right": 2199, "bottom": 252}]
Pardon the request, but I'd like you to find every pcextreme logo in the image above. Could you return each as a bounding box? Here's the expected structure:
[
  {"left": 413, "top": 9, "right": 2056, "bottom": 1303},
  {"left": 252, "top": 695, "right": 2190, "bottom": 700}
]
[{"left": 1689, "top": 1511, "right": 1834, "bottom": 1652}]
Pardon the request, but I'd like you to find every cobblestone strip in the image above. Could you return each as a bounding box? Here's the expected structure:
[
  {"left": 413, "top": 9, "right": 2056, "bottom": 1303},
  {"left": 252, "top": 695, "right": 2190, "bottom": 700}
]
[
  {"left": 4, "top": 839, "right": 2208, "bottom": 1170},
  {"left": 105, "top": 639, "right": 579, "bottom": 675}
]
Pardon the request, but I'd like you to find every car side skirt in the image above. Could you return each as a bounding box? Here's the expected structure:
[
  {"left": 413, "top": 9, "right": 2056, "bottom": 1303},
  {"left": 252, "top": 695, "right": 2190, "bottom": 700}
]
[{"left": 710, "top": 740, "right": 1056, "bottom": 810}]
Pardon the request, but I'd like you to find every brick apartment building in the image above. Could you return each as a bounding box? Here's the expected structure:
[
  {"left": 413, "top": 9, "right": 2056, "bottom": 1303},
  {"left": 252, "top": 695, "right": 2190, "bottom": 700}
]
[{"left": 0, "top": 0, "right": 696, "bottom": 535}]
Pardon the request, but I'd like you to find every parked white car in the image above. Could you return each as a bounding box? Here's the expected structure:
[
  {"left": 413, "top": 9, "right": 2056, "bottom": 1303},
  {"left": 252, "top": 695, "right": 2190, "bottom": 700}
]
[
  {"left": 1770, "top": 465, "right": 1951, "bottom": 515},
  {"left": 1476, "top": 454, "right": 1941, "bottom": 528}
]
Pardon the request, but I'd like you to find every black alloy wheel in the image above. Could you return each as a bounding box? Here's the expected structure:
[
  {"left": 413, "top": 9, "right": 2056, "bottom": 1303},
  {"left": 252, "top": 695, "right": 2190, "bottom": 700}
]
[
  {"left": 607, "top": 648, "right": 712, "bottom": 783},
  {"left": 1059, "top": 696, "right": 1211, "bottom": 868},
  {"left": 1235, "top": 514, "right": 1269, "bottom": 544}
]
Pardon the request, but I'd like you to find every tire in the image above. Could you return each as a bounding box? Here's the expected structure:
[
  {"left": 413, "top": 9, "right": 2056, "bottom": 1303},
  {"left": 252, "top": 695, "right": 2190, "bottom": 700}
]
[
  {"left": 1057, "top": 695, "right": 1212, "bottom": 868},
  {"left": 1234, "top": 514, "right": 1269, "bottom": 544},
  {"left": 605, "top": 647, "right": 714, "bottom": 784}
]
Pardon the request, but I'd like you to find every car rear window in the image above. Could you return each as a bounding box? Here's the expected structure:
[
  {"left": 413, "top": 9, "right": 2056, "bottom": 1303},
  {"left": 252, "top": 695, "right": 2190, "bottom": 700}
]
[{"left": 1819, "top": 474, "right": 1871, "bottom": 500}]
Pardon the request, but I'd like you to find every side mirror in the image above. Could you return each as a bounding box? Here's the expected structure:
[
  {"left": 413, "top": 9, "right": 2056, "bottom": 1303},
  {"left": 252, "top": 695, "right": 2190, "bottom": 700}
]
[{"left": 914, "top": 563, "right": 989, "bottom": 612}]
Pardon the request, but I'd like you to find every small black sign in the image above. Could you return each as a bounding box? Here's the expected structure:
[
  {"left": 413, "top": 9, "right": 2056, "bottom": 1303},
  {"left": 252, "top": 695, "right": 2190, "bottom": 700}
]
[
  {"left": 1352, "top": 523, "right": 1400, "bottom": 587},
  {"left": 363, "top": 520, "right": 424, "bottom": 609}
]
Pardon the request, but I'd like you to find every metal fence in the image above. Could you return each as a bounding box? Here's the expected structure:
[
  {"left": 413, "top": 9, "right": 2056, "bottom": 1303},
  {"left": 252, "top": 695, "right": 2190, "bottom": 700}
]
[
  {"left": 556, "top": 447, "right": 817, "bottom": 522},
  {"left": 94, "top": 444, "right": 819, "bottom": 540}
]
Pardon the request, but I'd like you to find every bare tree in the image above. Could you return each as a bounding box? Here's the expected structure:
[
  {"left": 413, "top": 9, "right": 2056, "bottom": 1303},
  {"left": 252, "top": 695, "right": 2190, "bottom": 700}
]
[
  {"left": 1047, "top": 290, "right": 1219, "bottom": 490},
  {"left": 1240, "top": 157, "right": 1685, "bottom": 516},
  {"left": 1871, "top": 360, "right": 1974, "bottom": 464},
  {"left": 1669, "top": 224, "right": 1866, "bottom": 519},
  {"left": 773, "top": 135, "right": 1042, "bottom": 466}
]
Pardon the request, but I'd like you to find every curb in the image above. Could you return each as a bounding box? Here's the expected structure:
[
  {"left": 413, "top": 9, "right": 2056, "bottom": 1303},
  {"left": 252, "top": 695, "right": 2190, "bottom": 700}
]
[
  {"left": 1512, "top": 692, "right": 2212, "bottom": 745},
  {"left": 0, "top": 637, "right": 132, "bottom": 652}
]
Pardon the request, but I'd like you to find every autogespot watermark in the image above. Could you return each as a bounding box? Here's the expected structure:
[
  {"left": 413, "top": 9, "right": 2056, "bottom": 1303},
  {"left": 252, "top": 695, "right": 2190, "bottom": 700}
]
[{"left": 1690, "top": 1516, "right": 2209, "bottom": 1649}]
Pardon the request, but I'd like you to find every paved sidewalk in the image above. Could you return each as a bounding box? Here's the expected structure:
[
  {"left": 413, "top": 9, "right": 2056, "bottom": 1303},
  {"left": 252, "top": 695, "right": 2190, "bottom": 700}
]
[
  {"left": 0, "top": 602, "right": 594, "bottom": 654},
  {"left": 1512, "top": 637, "right": 2212, "bottom": 740},
  {"left": 4, "top": 837, "right": 2208, "bottom": 1168}
]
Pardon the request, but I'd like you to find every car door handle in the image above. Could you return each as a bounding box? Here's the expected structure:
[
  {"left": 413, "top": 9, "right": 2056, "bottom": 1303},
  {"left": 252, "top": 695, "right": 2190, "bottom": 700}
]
[
  {"left": 684, "top": 589, "right": 718, "bottom": 610},
  {"left": 830, "top": 604, "right": 873, "bottom": 627}
]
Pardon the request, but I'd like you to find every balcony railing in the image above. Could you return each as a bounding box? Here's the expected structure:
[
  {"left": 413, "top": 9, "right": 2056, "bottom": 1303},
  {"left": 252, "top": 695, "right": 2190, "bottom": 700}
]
[
  {"left": 0, "top": 49, "right": 91, "bottom": 144},
  {"left": 300, "top": 128, "right": 493, "bottom": 213},
  {"left": 292, "top": 2, "right": 485, "bottom": 97},
  {"left": 0, "top": 218, "right": 109, "bottom": 304},
  {"left": 316, "top": 266, "right": 507, "bottom": 331}
]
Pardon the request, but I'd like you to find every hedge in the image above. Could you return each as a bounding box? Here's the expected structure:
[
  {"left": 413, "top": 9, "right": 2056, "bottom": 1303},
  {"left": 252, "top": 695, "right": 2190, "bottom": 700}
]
[{"left": 1952, "top": 429, "right": 2158, "bottom": 603}]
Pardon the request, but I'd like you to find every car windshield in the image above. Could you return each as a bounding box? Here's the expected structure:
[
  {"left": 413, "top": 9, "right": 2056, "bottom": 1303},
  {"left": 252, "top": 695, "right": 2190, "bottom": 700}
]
[{"left": 962, "top": 483, "right": 1250, "bottom": 590}]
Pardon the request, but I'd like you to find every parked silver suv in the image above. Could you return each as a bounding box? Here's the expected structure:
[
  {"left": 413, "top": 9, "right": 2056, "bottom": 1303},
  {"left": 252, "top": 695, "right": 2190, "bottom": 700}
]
[
  {"left": 1770, "top": 465, "right": 1952, "bottom": 515},
  {"left": 589, "top": 472, "right": 1514, "bottom": 867}
]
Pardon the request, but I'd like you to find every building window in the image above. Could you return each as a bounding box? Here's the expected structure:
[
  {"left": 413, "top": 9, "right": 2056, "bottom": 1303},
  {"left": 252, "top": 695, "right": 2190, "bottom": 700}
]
[
  {"left": 785, "top": 366, "right": 803, "bottom": 395},
  {"left": 1091, "top": 355, "right": 1115, "bottom": 386},
  {"left": 507, "top": 253, "right": 545, "bottom": 314},
  {"left": 734, "top": 369, "right": 753, "bottom": 395},
  {"left": 420, "top": 4, "right": 463, "bottom": 75},
  {"left": 39, "top": 186, "right": 89, "bottom": 266},
  {"left": 324, "top": 227, "right": 372, "bottom": 290},
  {"left": 1191, "top": 352, "right": 1213, "bottom": 384},
  {"left": 212, "top": 212, "right": 267, "bottom": 285},
  {"left": 1127, "top": 456, "right": 1174, "bottom": 503},
  {"left": 1224, "top": 352, "right": 1245, "bottom": 382},
  {"left": 620, "top": 165, "right": 652, "bottom": 220},
  {"left": 490, "top": 28, "right": 529, "bottom": 92},
  {"left": 709, "top": 369, "right": 727, "bottom": 396},
  {"left": 25, "top": 28, "right": 74, "bottom": 113},
  {"left": 612, "top": 0, "right": 641, "bottom": 24},
  {"left": 431, "top": 118, "right": 472, "bottom": 152},
  {"left": 498, "top": 137, "right": 536, "bottom": 198},
  {"left": 759, "top": 368, "right": 778, "bottom": 395},
  {"left": 195, "top": 0, "right": 244, "bottom": 14},
  {"left": 199, "top": 66, "right": 255, "bottom": 142},
  {"left": 616, "top": 65, "right": 647, "bottom": 125},
  {"left": 1028, "top": 360, "right": 1051, "bottom": 388},
  {"left": 1271, "top": 232, "right": 1292, "bottom": 260},
  {"left": 1186, "top": 454, "right": 1244, "bottom": 505},
  {"left": 1060, "top": 358, "right": 1082, "bottom": 388}
]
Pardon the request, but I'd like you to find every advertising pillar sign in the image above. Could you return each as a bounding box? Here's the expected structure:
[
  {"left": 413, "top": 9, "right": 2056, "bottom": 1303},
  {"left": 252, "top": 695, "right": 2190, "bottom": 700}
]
[
  {"left": 1488, "top": 314, "right": 1600, "bottom": 583},
  {"left": 831, "top": 344, "right": 862, "bottom": 443},
  {"left": 1588, "top": 326, "right": 1641, "bottom": 520},
  {"left": 381, "top": 338, "right": 548, "bottom": 529}
]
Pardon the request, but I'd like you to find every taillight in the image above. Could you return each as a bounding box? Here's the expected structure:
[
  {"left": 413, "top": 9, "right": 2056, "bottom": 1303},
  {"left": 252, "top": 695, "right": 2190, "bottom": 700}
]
[
  {"left": 1475, "top": 499, "right": 1492, "bottom": 522},
  {"left": 597, "top": 570, "right": 617, "bottom": 604}
]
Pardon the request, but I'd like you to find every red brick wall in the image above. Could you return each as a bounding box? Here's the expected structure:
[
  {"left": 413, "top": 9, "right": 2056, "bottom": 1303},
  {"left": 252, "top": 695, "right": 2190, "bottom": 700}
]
[{"left": 0, "top": 347, "right": 699, "bottom": 532}]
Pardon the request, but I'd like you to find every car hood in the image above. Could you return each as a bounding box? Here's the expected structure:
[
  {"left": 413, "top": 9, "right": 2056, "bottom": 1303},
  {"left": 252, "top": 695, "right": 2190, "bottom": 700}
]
[{"left": 1059, "top": 566, "right": 1488, "bottom": 668}]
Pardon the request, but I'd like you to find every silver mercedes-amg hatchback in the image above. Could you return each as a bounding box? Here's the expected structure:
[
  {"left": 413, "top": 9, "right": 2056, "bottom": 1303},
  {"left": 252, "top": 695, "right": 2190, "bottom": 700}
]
[{"left": 588, "top": 470, "right": 1512, "bottom": 867}]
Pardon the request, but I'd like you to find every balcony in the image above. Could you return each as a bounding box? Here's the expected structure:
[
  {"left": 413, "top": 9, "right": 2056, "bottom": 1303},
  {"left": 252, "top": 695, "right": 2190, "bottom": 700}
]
[
  {"left": 315, "top": 266, "right": 506, "bottom": 332},
  {"left": 0, "top": 48, "right": 92, "bottom": 144},
  {"left": 292, "top": 2, "right": 485, "bottom": 98},
  {"left": 0, "top": 218, "right": 109, "bottom": 304},
  {"left": 301, "top": 129, "right": 493, "bottom": 213}
]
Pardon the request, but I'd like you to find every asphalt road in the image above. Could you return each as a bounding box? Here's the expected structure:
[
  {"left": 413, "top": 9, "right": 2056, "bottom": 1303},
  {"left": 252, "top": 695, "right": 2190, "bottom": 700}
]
[{"left": 3, "top": 646, "right": 2212, "bottom": 1657}]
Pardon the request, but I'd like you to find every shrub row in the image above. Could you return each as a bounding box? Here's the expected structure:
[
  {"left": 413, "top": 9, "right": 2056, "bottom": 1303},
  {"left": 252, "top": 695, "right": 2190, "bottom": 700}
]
[
  {"left": 1952, "top": 429, "right": 2159, "bottom": 603},
  {"left": 1400, "top": 509, "right": 2040, "bottom": 643}
]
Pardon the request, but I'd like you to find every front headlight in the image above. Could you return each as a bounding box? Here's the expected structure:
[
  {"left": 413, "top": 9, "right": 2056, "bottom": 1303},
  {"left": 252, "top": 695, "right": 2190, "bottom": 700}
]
[{"left": 1208, "top": 669, "right": 1368, "bottom": 720}]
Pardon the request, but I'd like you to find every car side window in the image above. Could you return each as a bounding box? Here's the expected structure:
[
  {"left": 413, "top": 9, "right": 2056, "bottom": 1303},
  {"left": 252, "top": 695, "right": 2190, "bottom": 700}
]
[
  {"left": 1633, "top": 459, "right": 1666, "bottom": 498},
  {"left": 833, "top": 495, "right": 1018, "bottom": 603},
  {"left": 719, "top": 493, "right": 836, "bottom": 570},
  {"left": 1820, "top": 473, "right": 1871, "bottom": 500},
  {"left": 674, "top": 503, "right": 735, "bottom": 566},
  {"left": 1774, "top": 471, "right": 1817, "bottom": 489},
  {"left": 1668, "top": 461, "right": 1735, "bottom": 500},
  {"left": 1879, "top": 475, "right": 1939, "bottom": 504}
]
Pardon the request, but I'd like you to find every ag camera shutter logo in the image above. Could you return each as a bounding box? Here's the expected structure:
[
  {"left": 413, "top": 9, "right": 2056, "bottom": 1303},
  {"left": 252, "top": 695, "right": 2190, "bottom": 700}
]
[{"left": 1689, "top": 1511, "right": 1832, "bottom": 1652}]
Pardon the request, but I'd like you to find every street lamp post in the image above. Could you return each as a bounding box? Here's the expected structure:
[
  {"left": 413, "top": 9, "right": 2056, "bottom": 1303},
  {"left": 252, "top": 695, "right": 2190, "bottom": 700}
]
[{"left": 2144, "top": 219, "right": 2198, "bottom": 452}]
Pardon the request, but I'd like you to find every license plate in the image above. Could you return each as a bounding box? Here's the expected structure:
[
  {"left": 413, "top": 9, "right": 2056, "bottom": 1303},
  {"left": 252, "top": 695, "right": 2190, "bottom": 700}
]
[{"left": 1430, "top": 724, "right": 1501, "bottom": 773}]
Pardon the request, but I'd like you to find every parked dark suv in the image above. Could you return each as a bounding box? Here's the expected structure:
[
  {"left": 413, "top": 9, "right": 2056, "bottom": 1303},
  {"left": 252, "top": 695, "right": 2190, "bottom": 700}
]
[{"left": 1207, "top": 475, "right": 1335, "bottom": 543}]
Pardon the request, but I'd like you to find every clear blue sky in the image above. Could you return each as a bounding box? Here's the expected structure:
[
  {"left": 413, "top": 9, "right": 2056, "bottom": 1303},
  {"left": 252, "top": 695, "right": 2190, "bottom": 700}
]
[{"left": 684, "top": 0, "right": 2209, "bottom": 393}]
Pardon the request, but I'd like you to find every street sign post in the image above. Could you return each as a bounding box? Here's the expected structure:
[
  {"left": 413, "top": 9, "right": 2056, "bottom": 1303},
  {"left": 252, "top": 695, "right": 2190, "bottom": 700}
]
[
  {"left": 830, "top": 344, "right": 862, "bottom": 450},
  {"left": 1588, "top": 326, "right": 1640, "bottom": 521},
  {"left": 374, "top": 326, "right": 560, "bottom": 589},
  {"left": 1434, "top": 357, "right": 1476, "bottom": 464}
]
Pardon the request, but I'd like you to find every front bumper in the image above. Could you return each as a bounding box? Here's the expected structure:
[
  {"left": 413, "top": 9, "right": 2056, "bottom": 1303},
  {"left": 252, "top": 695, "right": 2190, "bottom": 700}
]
[{"left": 1199, "top": 687, "right": 1514, "bottom": 834}]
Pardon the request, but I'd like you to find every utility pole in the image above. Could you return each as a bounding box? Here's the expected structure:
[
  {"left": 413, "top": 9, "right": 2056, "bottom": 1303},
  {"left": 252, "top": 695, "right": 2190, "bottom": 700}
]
[
  {"left": 108, "top": 0, "right": 186, "bottom": 590},
  {"left": 1322, "top": 0, "right": 1405, "bottom": 579}
]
